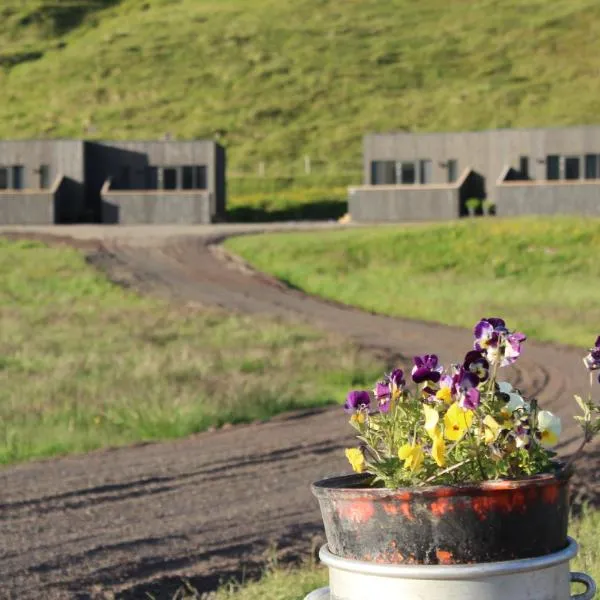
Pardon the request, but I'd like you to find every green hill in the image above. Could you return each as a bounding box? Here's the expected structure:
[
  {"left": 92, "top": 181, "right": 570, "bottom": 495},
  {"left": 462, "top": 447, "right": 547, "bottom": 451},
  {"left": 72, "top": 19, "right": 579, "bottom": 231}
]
[{"left": 1, "top": 0, "right": 600, "bottom": 176}]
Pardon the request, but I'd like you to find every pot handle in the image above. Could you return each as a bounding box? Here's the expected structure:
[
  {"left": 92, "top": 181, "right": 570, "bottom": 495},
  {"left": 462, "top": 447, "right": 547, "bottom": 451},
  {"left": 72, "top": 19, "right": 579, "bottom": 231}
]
[{"left": 571, "top": 572, "right": 597, "bottom": 600}]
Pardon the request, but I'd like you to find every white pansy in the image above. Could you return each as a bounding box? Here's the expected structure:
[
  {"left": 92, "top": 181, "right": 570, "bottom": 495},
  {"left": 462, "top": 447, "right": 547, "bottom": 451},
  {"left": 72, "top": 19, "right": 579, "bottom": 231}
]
[
  {"left": 537, "top": 410, "right": 561, "bottom": 447},
  {"left": 506, "top": 393, "right": 528, "bottom": 413},
  {"left": 498, "top": 381, "right": 513, "bottom": 394}
]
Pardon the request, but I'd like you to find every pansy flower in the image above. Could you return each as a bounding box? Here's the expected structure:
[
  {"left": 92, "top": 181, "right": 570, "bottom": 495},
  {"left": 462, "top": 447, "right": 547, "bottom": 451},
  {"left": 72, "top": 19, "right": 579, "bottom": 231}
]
[
  {"left": 497, "top": 381, "right": 529, "bottom": 418},
  {"left": 444, "top": 402, "right": 474, "bottom": 441},
  {"left": 453, "top": 367, "right": 481, "bottom": 410},
  {"left": 512, "top": 411, "right": 532, "bottom": 448},
  {"left": 463, "top": 350, "right": 490, "bottom": 383},
  {"left": 411, "top": 354, "right": 443, "bottom": 384},
  {"left": 482, "top": 415, "right": 501, "bottom": 444},
  {"left": 474, "top": 317, "right": 526, "bottom": 367},
  {"left": 345, "top": 448, "right": 366, "bottom": 473},
  {"left": 397, "top": 442, "right": 425, "bottom": 473},
  {"left": 502, "top": 331, "right": 527, "bottom": 366},
  {"left": 374, "top": 368, "right": 405, "bottom": 413},
  {"left": 537, "top": 410, "right": 561, "bottom": 447},
  {"left": 434, "top": 374, "right": 454, "bottom": 404},
  {"left": 583, "top": 336, "right": 600, "bottom": 372},
  {"left": 344, "top": 390, "right": 371, "bottom": 415}
]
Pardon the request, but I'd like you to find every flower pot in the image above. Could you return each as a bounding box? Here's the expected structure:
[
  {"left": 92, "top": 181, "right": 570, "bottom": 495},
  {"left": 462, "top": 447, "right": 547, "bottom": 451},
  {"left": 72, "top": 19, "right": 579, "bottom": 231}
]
[
  {"left": 311, "top": 471, "right": 570, "bottom": 565},
  {"left": 305, "top": 538, "right": 596, "bottom": 600}
]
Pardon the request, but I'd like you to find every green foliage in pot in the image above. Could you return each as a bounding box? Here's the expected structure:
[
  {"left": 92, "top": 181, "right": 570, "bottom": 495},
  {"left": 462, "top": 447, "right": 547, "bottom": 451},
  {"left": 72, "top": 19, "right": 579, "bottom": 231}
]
[
  {"left": 482, "top": 199, "right": 496, "bottom": 216},
  {"left": 465, "top": 198, "right": 482, "bottom": 216}
]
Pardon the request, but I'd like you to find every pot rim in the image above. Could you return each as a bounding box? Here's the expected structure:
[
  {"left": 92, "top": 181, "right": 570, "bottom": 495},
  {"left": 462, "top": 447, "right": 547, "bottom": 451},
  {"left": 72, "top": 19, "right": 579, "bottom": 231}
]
[
  {"left": 319, "top": 537, "right": 578, "bottom": 578},
  {"left": 311, "top": 466, "right": 570, "bottom": 500}
]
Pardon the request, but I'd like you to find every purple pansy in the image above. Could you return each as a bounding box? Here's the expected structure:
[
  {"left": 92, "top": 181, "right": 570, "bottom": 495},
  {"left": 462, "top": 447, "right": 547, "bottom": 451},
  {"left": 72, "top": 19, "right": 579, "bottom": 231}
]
[
  {"left": 344, "top": 390, "right": 371, "bottom": 414},
  {"left": 374, "top": 369, "right": 405, "bottom": 413},
  {"left": 463, "top": 350, "right": 490, "bottom": 382},
  {"left": 583, "top": 336, "right": 600, "bottom": 371},
  {"left": 502, "top": 331, "right": 527, "bottom": 366},
  {"left": 411, "top": 354, "right": 443, "bottom": 384},
  {"left": 474, "top": 318, "right": 505, "bottom": 351},
  {"left": 453, "top": 368, "right": 481, "bottom": 410},
  {"left": 474, "top": 317, "right": 526, "bottom": 367}
]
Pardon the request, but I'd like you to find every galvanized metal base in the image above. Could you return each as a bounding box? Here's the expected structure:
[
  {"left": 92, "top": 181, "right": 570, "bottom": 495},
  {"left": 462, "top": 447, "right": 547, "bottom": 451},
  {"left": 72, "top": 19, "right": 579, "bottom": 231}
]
[{"left": 305, "top": 537, "right": 596, "bottom": 600}]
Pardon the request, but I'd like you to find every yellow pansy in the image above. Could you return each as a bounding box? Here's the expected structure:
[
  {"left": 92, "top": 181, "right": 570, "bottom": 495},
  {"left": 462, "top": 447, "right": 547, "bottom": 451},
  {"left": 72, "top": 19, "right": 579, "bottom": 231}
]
[
  {"left": 444, "top": 402, "right": 473, "bottom": 441},
  {"left": 350, "top": 412, "right": 366, "bottom": 425},
  {"left": 423, "top": 404, "right": 440, "bottom": 437},
  {"left": 483, "top": 415, "right": 502, "bottom": 444},
  {"left": 345, "top": 448, "right": 366, "bottom": 473},
  {"left": 435, "top": 385, "right": 453, "bottom": 405},
  {"left": 398, "top": 443, "right": 424, "bottom": 473},
  {"left": 431, "top": 434, "right": 446, "bottom": 467}
]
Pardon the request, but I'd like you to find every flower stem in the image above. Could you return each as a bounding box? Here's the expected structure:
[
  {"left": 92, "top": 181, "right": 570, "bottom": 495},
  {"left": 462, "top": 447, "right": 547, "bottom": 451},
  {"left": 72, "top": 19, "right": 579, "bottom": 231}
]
[{"left": 425, "top": 459, "right": 473, "bottom": 483}]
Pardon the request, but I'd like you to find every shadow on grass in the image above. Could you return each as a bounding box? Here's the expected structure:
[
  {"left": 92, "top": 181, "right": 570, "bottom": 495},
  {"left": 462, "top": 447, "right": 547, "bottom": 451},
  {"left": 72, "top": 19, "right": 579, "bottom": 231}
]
[{"left": 226, "top": 200, "right": 347, "bottom": 223}]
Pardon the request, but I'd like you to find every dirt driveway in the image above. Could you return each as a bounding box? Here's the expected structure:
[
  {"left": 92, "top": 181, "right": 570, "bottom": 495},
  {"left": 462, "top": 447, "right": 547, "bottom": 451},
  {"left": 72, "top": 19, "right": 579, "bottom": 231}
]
[{"left": 0, "top": 224, "right": 597, "bottom": 600}]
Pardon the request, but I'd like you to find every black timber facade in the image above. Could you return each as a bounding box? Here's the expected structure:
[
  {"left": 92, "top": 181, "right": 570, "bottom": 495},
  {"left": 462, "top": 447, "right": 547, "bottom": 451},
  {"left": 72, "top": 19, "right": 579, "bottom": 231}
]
[
  {"left": 352, "top": 125, "right": 600, "bottom": 221},
  {"left": 0, "top": 139, "right": 226, "bottom": 225}
]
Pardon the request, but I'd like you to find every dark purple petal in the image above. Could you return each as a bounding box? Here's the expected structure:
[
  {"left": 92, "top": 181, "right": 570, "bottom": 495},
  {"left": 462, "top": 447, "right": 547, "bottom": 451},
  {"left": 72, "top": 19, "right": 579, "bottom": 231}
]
[
  {"left": 422, "top": 383, "right": 439, "bottom": 397},
  {"left": 453, "top": 367, "right": 478, "bottom": 391},
  {"left": 390, "top": 368, "right": 405, "bottom": 388},
  {"left": 463, "top": 350, "right": 490, "bottom": 382},
  {"left": 412, "top": 366, "right": 441, "bottom": 384},
  {"left": 344, "top": 390, "right": 371, "bottom": 414},
  {"left": 486, "top": 317, "right": 506, "bottom": 330},
  {"left": 459, "top": 387, "right": 480, "bottom": 410},
  {"left": 412, "top": 366, "right": 430, "bottom": 383},
  {"left": 595, "top": 336, "right": 600, "bottom": 349},
  {"left": 411, "top": 355, "right": 441, "bottom": 383}
]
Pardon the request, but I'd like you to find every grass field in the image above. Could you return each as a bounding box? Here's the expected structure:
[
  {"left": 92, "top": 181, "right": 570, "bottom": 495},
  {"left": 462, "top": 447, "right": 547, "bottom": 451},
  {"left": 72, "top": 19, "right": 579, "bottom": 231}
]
[
  {"left": 1, "top": 0, "right": 600, "bottom": 175},
  {"left": 228, "top": 187, "right": 347, "bottom": 222},
  {"left": 0, "top": 238, "right": 378, "bottom": 465},
  {"left": 210, "top": 507, "right": 600, "bottom": 600},
  {"left": 226, "top": 216, "right": 600, "bottom": 348}
]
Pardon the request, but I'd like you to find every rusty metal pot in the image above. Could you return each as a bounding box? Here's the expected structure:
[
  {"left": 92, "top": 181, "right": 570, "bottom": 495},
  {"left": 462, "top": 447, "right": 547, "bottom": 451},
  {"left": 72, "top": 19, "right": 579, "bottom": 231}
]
[{"left": 311, "top": 471, "right": 570, "bottom": 565}]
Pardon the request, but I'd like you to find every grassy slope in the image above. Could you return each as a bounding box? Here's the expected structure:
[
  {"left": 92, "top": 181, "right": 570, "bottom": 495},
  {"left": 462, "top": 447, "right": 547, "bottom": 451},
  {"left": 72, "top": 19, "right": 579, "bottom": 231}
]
[
  {"left": 1, "top": 0, "right": 600, "bottom": 175},
  {"left": 226, "top": 217, "right": 600, "bottom": 347},
  {"left": 0, "top": 239, "right": 378, "bottom": 464}
]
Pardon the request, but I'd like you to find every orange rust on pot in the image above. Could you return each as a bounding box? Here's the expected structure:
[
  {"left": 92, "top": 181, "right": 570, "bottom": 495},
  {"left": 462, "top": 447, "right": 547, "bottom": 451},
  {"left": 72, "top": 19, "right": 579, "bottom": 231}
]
[
  {"left": 338, "top": 499, "right": 375, "bottom": 523},
  {"left": 472, "top": 491, "right": 527, "bottom": 520},
  {"left": 436, "top": 549, "right": 454, "bottom": 564},
  {"left": 383, "top": 501, "right": 414, "bottom": 520},
  {"left": 430, "top": 497, "right": 453, "bottom": 516}
]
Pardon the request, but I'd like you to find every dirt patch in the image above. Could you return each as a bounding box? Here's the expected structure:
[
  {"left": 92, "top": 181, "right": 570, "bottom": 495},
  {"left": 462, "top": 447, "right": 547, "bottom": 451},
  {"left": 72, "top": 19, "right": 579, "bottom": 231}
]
[{"left": 0, "top": 226, "right": 597, "bottom": 599}]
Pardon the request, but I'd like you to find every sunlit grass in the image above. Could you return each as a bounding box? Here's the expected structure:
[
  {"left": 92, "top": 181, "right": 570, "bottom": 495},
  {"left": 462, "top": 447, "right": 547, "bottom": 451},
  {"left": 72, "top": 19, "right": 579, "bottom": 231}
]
[
  {"left": 0, "top": 239, "right": 379, "bottom": 464},
  {"left": 226, "top": 216, "right": 600, "bottom": 347}
]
